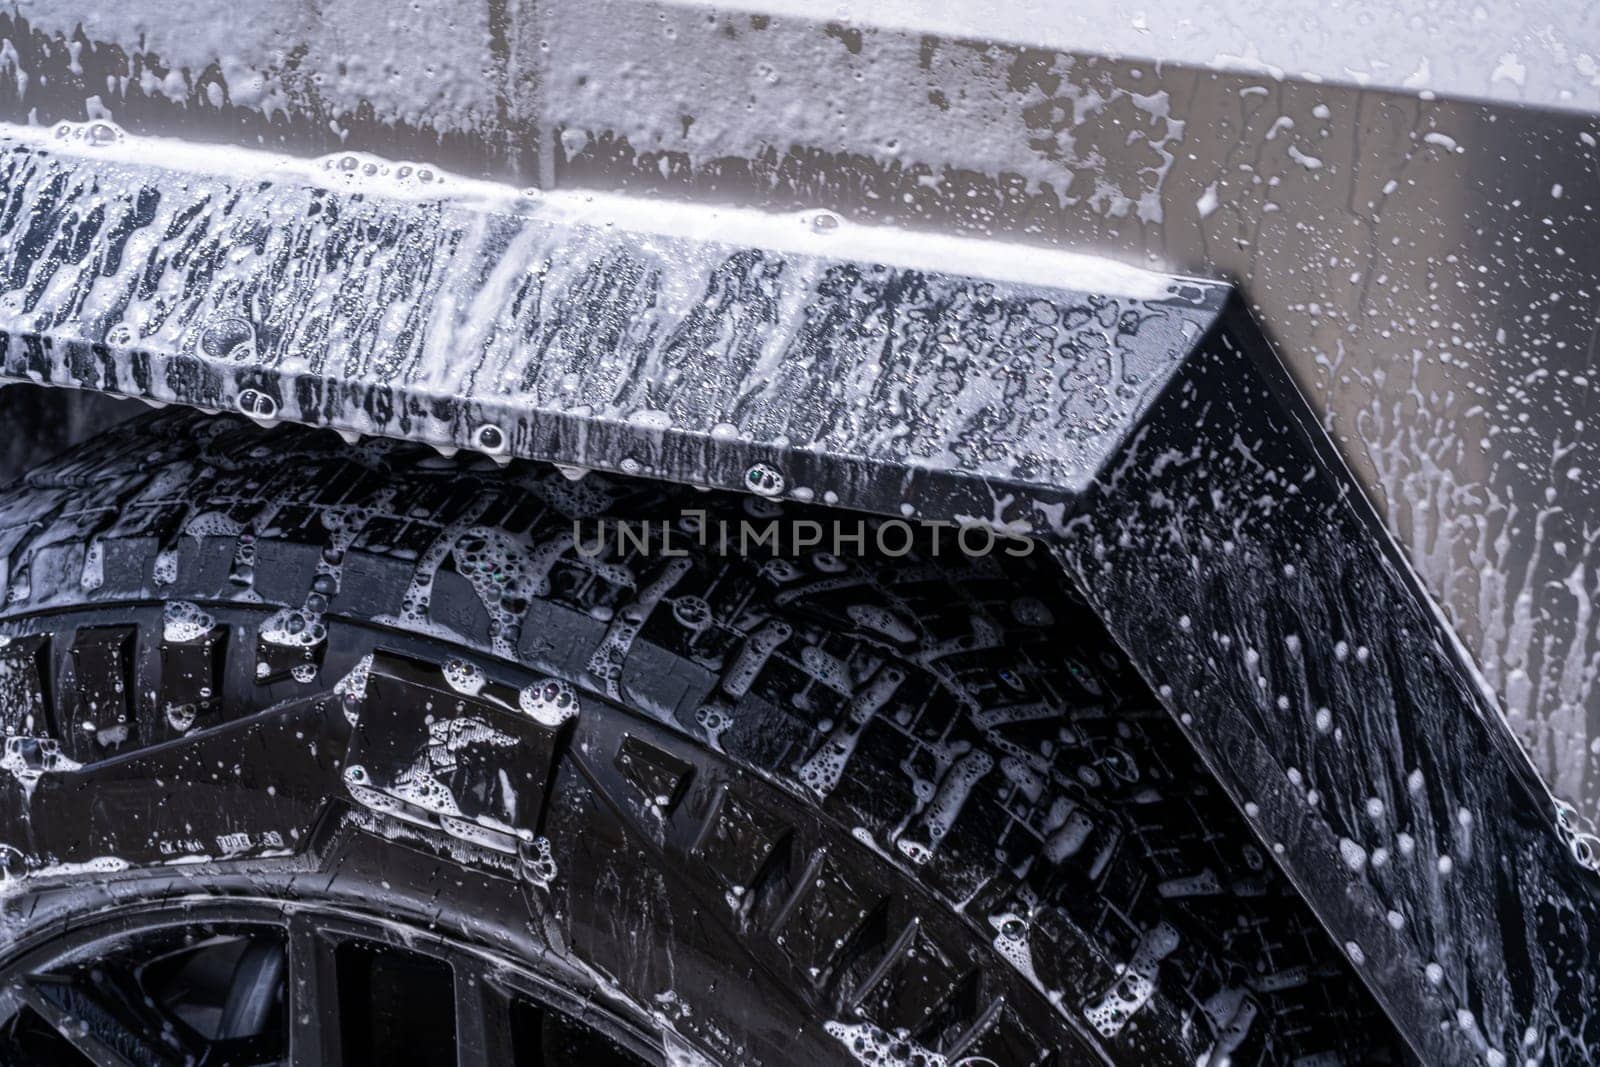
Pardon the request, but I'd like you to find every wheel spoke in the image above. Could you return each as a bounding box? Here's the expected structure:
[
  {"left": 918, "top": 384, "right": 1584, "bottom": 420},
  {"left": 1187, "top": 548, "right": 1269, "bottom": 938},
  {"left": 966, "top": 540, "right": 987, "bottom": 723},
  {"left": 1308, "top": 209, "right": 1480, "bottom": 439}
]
[
  {"left": 286, "top": 914, "right": 341, "bottom": 1067},
  {"left": 15, "top": 973, "right": 171, "bottom": 1067},
  {"left": 217, "top": 938, "right": 286, "bottom": 1042},
  {"left": 454, "top": 967, "right": 514, "bottom": 1067}
]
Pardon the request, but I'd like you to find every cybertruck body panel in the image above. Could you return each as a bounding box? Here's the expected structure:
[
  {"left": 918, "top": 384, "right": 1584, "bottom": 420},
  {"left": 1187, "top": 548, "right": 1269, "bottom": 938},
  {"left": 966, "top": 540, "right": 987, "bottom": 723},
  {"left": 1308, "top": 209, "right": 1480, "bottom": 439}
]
[{"left": 0, "top": 2, "right": 1597, "bottom": 1062}]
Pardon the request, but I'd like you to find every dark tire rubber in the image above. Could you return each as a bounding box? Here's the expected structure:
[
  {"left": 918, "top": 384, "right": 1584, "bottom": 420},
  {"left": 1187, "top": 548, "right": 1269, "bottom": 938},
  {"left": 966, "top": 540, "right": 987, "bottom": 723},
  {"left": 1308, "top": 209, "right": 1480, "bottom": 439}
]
[{"left": 0, "top": 411, "right": 1403, "bottom": 1065}]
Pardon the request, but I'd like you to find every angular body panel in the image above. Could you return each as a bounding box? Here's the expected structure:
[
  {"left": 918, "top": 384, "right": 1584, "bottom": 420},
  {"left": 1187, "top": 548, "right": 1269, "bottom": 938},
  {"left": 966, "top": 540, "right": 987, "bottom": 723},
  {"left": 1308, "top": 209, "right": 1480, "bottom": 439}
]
[{"left": 0, "top": 126, "right": 1220, "bottom": 526}]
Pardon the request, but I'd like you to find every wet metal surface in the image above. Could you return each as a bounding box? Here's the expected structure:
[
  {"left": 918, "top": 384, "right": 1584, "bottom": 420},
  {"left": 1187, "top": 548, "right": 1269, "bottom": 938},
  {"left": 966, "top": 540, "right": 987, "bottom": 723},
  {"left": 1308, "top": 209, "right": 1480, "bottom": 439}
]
[{"left": 0, "top": 127, "right": 1223, "bottom": 529}]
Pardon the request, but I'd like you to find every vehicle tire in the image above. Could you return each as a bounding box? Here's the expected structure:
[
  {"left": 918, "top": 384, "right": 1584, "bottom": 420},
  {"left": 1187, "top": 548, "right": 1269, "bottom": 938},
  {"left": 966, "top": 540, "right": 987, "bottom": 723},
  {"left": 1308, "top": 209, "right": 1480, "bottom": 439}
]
[{"left": 0, "top": 410, "right": 1402, "bottom": 1065}]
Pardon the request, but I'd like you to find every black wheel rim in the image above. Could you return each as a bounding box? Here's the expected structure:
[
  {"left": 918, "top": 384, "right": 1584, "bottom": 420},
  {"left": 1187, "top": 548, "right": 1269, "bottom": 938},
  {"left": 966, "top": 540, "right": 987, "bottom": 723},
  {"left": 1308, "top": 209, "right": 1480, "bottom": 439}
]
[{"left": 0, "top": 899, "right": 662, "bottom": 1067}]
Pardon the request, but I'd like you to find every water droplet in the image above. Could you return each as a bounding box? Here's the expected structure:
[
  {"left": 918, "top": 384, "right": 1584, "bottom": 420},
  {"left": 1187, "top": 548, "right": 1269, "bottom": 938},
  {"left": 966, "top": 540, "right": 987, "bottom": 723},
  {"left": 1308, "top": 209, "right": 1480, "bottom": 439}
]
[
  {"left": 86, "top": 122, "right": 121, "bottom": 147},
  {"left": 745, "top": 462, "right": 785, "bottom": 497},
  {"left": 473, "top": 424, "right": 506, "bottom": 453}
]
